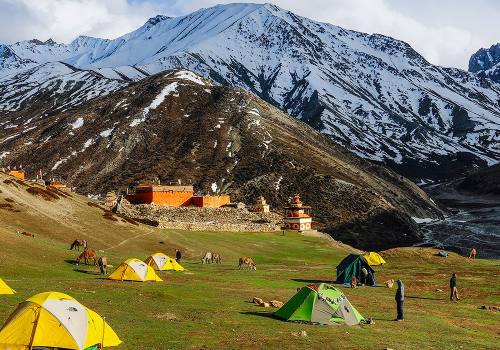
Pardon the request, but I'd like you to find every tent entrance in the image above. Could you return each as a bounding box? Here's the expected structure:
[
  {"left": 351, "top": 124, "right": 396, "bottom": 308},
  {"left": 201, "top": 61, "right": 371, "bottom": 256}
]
[{"left": 311, "top": 297, "right": 336, "bottom": 325}]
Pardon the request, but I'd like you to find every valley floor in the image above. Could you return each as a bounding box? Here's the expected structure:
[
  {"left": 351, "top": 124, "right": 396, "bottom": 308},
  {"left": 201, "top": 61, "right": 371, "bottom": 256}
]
[{"left": 0, "top": 177, "right": 498, "bottom": 349}]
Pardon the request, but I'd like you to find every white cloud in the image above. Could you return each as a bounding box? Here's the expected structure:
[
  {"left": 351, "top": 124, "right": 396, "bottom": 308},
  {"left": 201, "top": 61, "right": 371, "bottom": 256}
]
[
  {"left": 0, "top": 0, "right": 498, "bottom": 69},
  {"left": 0, "top": 0, "right": 162, "bottom": 43}
]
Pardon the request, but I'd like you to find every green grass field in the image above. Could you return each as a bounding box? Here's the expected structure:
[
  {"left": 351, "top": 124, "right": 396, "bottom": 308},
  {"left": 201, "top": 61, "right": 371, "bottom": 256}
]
[
  {"left": 0, "top": 177, "right": 498, "bottom": 349},
  {"left": 1, "top": 228, "right": 498, "bottom": 350}
]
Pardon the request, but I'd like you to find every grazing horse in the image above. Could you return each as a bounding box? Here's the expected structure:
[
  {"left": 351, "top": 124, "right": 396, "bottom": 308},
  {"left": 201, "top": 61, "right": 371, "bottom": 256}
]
[
  {"left": 17, "top": 231, "right": 35, "bottom": 238},
  {"left": 76, "top": 248, "right": 97, "bottom": 265},
  {"left": 238, "top": 256, "right": 256, "bottom": 270},
  {"left": 201, "top": 252, "right": 213, "bottom": 264},
  {"left": 98, "top": 256, "right": 108, "bottom": 275},
  {"left": 70, "top": 239, "right": 87, "bottom": 251},
  {"left": 469, "top": 247, "right": 477, "bottom": 259},
  {"left": 212, "top": 253, "right": 222, "bottom": 264}
]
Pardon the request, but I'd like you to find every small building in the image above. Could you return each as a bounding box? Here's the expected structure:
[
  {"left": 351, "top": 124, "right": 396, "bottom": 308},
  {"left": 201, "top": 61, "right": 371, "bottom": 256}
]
[
  {"left": 8, "top": 169, "right": 25, "bottom": 181},
  {"left": 253, "top": 195, "right": 270, "bottom": 213},
  {"left": 126, "top": 184, "right": 194, "bottom": 206},
  {"left": 48, "top": 182, "right": 66, "bottom": 189},
  {"left": 191, "top": 195, "right": 231, "bottom": 208},
  {"left": 125, "top": 182, "right": 230, "bottom": 208},
  {"left": 104, "top": 191, "right": 118, "bottom": 211},
  {"left": 283, "top": 194, "right": 312, "bottom": 231},
  {"left": 46, "top": 176, "right": 67, "bottom": 189}
]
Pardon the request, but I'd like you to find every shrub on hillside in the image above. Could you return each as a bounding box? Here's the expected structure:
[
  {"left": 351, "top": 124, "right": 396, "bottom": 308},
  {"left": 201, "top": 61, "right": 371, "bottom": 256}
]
[
  {"left": 0, "top": 203, "right": 19, "bottom": 212},
  {"left": 116, "top": 213, "right": 139, "bottom": 225},
  {"left": 103, "top": 211, "right": 118, "bottom": 221},
  {"left": 14, "top": 179, "right": 29, "bottom": 187},
  {"left": 26, "top": 186, "right": 60, "bottom": 201},
  {"left": 48, "top": 187, "right": 71, "bottom": 198},
  {"left": 88, "top": 201, "right": 103, "bottom": 209},
  {"left": 3, "top": 179, "right": 18, "bottom": 188}
]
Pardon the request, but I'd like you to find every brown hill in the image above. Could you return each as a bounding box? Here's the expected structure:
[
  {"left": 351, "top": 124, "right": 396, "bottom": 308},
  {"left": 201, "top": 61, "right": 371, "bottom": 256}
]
[{"left": 0, "top": 70, "right": 442, "bottom": 250}]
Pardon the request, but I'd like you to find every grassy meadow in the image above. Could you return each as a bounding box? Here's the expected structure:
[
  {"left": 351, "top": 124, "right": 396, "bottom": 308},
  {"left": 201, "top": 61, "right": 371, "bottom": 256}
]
[{"left": 0, "top": 176, "right": 498, "bottom": 349}]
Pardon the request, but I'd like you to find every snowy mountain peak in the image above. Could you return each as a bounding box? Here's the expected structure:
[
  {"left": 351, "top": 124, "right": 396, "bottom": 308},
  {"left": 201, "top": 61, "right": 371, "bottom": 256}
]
[
  {"left": 1, "top": 2, "right": 499, "bottom": 179},
  {"left": 469, "top": 43, "right": 500, "bottom": 84},
  {"left": 145, "top": 15, "right": 171, "bottom": 26},
  {"left": 469, "top": 43, "right": 500, "bottom": 72},
  {"left": 44, "top": 38, "right": 58, "bottom": 46}
]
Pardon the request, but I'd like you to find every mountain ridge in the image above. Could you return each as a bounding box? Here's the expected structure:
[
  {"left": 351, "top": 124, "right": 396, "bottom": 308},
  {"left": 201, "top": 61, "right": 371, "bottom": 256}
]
[{"left": 1, "top": 2, "right": 499, "bottom": 180}]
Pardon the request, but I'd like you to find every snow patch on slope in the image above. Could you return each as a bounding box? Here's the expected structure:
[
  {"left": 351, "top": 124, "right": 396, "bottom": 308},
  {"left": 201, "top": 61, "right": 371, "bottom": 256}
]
[{"left": 130, "top": 82, "right": 178, "bottom": 127}]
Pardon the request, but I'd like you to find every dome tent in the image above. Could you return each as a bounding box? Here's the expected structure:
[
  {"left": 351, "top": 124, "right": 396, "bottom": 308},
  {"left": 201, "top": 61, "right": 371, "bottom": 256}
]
[
  {"left": 0, "top": 291, "right": 121, "bottom": 349},
  {"left": 274, "top": 283, "right": 364, "bottom": 326},
  {"left": 363, "top": 252, "right": 386, "bottom": 266},
  {"left": 0, "top": 278, "right": 15, "bottom": 295},
  {"left": 336, "top": 254, "right": 375, "bottom": 285},
  {"left": 108, "top": 258, "right": 162, "bottom": 282},
  {"left": 145, "top": 253, "right": 185, "bottom": 271}
]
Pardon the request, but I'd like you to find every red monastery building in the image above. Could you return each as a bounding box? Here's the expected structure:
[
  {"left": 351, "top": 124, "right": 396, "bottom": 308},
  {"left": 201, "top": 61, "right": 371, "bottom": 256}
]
[
  {"left": 283, "top": 194, "right": 312, "bottom": 231},
  {"left": 126, "top": 183, "right": 230, "bottom": 208}
]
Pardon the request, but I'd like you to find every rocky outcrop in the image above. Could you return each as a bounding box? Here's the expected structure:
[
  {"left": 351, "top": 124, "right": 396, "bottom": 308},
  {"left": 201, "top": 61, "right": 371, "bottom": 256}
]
[{"left": 469, "top": 43, "right": 500, "bottom": 83}]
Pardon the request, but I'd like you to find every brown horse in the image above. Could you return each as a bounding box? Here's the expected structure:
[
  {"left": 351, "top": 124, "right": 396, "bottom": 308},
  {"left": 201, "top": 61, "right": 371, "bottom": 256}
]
[
  {"left": 76, "top": 248, "right": 97, "bottom": 265},
  {"left": 70, "top": 239, "right": 87, "bottom": 251},
  {"left": 238, "top": 256, "right": 256, "bottom": 270},
  {"left": 17, "top": 230, "right": 35, "bottom": 238}
]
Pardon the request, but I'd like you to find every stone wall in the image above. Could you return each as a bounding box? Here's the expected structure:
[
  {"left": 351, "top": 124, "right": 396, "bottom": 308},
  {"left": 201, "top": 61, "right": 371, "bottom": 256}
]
[{"left": 117, "top": 198, "right": 282, "bottom": 232}]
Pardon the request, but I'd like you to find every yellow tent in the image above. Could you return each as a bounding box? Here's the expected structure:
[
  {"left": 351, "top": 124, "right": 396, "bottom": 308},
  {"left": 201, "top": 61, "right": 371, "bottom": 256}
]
[
  {"left": 0, "top": 279, "right": 15, "bottom": 295},
  {"left": 364, "top": 252, "right": 386, "bottom": 266},
  {"left": 145, "top": 253, "right": 185, "bottom": 271},
  {"left": 0, "top": 291, "right": 121, "bottom": 350},
  {"left": 108, "top": 258, "right": 162, "bottom": 282}
]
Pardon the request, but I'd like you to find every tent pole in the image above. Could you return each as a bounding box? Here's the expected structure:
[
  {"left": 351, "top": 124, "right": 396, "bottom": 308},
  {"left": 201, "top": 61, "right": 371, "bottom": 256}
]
[
  {"left": 101, "top": 316, "right": 106, "bottom": 349},
  {"left": 27, "top": 306, "right": 41, "bottom": 350}
]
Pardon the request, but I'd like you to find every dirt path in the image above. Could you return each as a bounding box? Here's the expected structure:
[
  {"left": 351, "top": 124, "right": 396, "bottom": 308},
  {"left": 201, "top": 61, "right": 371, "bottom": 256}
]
[{"left": 104, "top": 231, "right": 154, "bottom": 251}]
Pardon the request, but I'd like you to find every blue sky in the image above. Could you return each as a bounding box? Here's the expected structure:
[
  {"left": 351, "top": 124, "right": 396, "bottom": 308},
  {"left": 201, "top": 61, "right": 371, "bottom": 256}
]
[{"left": 0, "top": 0, "right": 498, "bottom": 69}]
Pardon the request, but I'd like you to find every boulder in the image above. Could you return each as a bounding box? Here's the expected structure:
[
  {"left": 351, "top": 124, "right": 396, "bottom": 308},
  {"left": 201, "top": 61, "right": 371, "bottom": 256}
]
[
  {"left": 270, "top": 300, "right": 284, "bottom": 308},
  {"left": 252, "top": 297, "right": 264, "bottom": 305}
]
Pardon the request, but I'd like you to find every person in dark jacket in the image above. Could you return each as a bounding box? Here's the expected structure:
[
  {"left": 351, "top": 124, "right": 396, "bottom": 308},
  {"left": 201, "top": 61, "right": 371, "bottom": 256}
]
[
  {"left": 450, "top": 273, "right": 460, "bottom": 301},
  {"left": 175, "top": 249, "right": 182, "bottom": 262},
  {"left": 395, "top": 279, "right": 404, "bottom": 321}
]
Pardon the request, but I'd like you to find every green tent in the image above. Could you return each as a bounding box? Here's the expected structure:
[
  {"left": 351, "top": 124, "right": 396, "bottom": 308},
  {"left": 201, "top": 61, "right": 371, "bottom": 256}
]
[
  {"left": 274, "top": 283, "right": 364, "bottom": 325},
  {"left": 336, "top": 254, "right": 375, "bottom": 285}
]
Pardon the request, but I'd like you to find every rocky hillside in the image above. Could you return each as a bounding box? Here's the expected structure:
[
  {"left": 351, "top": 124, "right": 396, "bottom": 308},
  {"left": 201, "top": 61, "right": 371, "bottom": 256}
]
[
  {"left": 0, "top": 69, "right": 441, "bottom": 250},
  {"left": 1, "top": 3, "right": 499, "bottom": 180},
  {"left": 458, "top": 163, "right": 500, "bottom": 196},
  {"left": 469, "top": 43, "right": 500, "bottom": 84},
  {"left": 0, "top": 62, "right": 125, "bottom": 112}
]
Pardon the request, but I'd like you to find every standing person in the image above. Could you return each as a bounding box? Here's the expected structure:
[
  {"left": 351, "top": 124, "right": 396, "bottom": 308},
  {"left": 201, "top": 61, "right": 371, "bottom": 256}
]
[
  {"left": 351, "top": 276, "right": 357, "bottom": 288},
  {"left": 175, "top": 249, "right": 182, "bottom": 262},
  {"left": 450, "top": 273, "right": 460, "bottom": 301},
  {"left": 361, "top": 267, "right": 368, "bottom": 285},
  {"left": 395, "top": 279, "right": 404, "bottom": 321}
]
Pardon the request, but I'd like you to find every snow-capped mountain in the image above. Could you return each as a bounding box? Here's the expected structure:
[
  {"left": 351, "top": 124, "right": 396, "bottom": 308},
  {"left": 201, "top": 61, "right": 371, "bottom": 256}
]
[
  {"left": 469, "top": 43, "right": 500, "bottom": 84},
  {"left": 0, "top": 62, "right": 125, "bottom": 112},
  {"left": 1, "top": 3, "right": 499, "bottom": 179}
]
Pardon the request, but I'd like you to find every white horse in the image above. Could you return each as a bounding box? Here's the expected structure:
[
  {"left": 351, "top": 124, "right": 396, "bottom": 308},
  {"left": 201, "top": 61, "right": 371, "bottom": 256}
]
[{"left": 201, "top": 252, "right": 213, "bottom": 264}]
